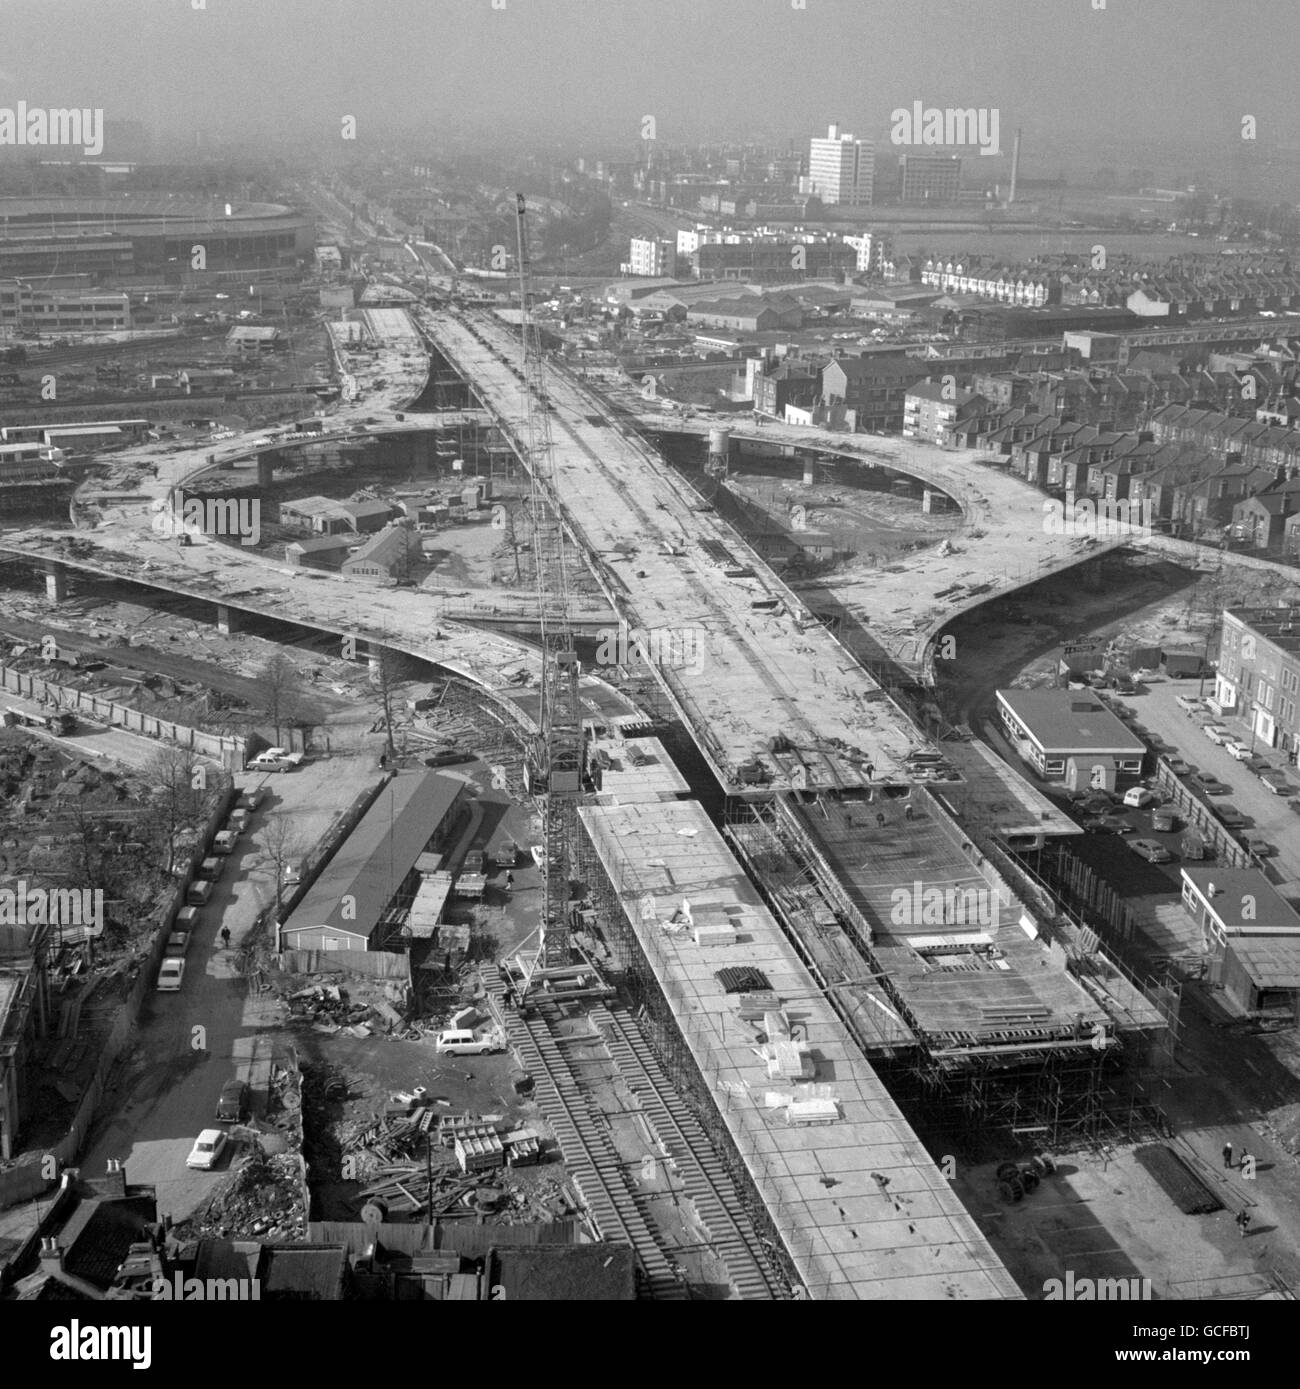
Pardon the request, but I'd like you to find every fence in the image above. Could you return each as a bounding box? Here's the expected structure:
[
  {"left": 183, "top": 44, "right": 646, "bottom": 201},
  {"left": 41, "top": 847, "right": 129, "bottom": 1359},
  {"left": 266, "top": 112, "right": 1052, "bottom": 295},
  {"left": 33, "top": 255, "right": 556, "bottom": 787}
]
[
  {"left": 279, "top": 949, "right": 410, "bottom": 980},
  {"left": 0, "top": 662, "right": 249, "bottom": 770}
]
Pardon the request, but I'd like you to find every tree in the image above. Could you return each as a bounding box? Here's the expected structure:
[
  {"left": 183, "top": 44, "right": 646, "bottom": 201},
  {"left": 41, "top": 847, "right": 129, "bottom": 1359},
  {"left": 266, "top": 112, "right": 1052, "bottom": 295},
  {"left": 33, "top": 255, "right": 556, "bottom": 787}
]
[
  {"left": 258, "top": 652, "right": 303, "bottom": 746},
  {"left": 371, "top": 645, "right": 419, "bottom": 764},
  {"left": 260, "top": 814, "right": 310, "bottom": 915},
  {"left": 145, "top": 745, "right": 210, "bottom": 876}
]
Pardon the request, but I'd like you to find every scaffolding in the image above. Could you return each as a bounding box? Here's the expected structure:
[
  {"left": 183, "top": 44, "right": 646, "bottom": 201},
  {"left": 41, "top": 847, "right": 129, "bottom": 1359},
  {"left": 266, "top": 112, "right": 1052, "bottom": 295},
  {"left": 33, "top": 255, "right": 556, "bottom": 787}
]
[{"left": 717, "top": 793, "right": 1178, "bottom": 1154}]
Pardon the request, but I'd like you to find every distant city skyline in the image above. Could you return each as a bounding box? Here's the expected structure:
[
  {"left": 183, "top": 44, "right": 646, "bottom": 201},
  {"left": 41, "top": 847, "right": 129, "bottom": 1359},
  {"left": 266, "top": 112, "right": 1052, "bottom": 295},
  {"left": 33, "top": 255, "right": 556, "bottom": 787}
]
[{"left": 0, "top": 0, "right": 1294, "bottom": 161}]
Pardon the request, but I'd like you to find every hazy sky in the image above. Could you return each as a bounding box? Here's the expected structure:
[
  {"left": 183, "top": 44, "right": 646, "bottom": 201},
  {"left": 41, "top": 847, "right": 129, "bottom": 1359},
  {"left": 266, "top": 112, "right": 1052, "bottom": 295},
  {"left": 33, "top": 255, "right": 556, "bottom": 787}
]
[{"left": 0, "top": 0, "right": 1293, "bottom": 158}]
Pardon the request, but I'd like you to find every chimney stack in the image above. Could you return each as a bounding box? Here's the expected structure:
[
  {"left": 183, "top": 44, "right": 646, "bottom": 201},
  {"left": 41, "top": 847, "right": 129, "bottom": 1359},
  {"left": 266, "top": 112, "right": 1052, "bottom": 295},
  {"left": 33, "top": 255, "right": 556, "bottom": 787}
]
[
  {"left": 39, "top": 1237, "right": 64, "bottom": 1273},
  {"left": 1008, "top": 129, "right": 1022, "bottom": 205}
]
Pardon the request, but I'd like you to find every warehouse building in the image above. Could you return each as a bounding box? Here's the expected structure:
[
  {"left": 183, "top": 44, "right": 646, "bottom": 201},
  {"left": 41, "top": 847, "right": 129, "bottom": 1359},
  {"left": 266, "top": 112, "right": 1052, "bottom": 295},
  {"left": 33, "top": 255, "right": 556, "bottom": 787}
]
[{"left": 277, "top": 772, "right": 466, "bottom": 953}]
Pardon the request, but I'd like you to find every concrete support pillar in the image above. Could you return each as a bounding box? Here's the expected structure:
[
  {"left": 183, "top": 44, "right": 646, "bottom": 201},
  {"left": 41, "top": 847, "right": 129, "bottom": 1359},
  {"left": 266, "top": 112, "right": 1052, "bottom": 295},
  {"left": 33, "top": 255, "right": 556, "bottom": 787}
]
[
  {"left": 802, "top": 453, "right": 815, "bottom": 486},
  {"left": 216, "top": 604, "right": 240, "bottom": 636},
  {"left": 43, "top": 560, "right": 67, "bottom": 604},
  {"left": 256, "top": 452, "right": 275, "bottom": 490}
]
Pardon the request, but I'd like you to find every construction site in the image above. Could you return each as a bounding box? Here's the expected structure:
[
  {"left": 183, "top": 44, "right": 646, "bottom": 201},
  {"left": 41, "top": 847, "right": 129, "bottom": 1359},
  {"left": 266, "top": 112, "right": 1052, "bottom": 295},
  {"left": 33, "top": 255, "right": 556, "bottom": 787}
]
[{"left": 5, "top": 197, "right": 1300, "bottom": 1307}]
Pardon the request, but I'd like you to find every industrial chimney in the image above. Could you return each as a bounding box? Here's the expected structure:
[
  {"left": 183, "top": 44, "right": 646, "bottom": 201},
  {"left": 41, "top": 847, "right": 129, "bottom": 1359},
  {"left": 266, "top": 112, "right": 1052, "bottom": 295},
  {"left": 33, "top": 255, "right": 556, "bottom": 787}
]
[{"left": 1008, "top": 128, "right": 1022, "bottom": 205}]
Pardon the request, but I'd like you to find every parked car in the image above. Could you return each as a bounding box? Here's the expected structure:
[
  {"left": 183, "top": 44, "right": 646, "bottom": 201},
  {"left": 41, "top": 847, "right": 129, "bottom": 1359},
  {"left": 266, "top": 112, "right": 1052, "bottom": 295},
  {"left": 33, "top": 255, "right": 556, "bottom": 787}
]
[
  {"left": 1202, "top": 724, "right": 1230, "bottom": 745},
  {"left": 196, "top": 857, "right": 222, "bottom": 881},
  {"left": 1111, "top": 673, "right": 1137, "bottom": 695},
  {"left": 1122, "top": 787, "right": 1158, "bottom": 808},
  {"left": 157, "top": 957, "right": 185, "bottom": 992},
  {"left": 212, "top": 830, "right": 239, "bottom": 854},
  {"left": 434, "top": 1029, "right": 503, "bottom": 1056},
  {"left": 237, "top": 787, "right": 266, "bottom": 811},
  {"left": 1240, "top": 834, "right": 1276, "bottom": 857},
  {"left": 1259, "top": 770, "right": 1294, "bottom": 795},
  {"left": 1213, "top": 804, "right": 1247, "bottom": 829},
  {"left": 283, "top": 862, "right": 303, "bottom": 885},
  {"left": 186, "top": 879, "right": 213, "bottom": 906},
  {"left": 216, "top": 1079, "right": 249, "bottom": 1124},
  {"left": 1175, "top": 695, "right": 1202, "bottom": 715},
  {"left": 1223, "top": 741, "right": 1253, "bottom": 761},
  {"left": 1151, "top": 806, "right": 1179, "bottom": 833},
  {"left": 1240, "top": 755, "right": 1269, "bottom": 775},
  {"left": 186, "top": 1129, "right": 227, "bottom": 1170},
  {"left": 1188, "top": 774, "right": 1231, "bottom": 797},
  {"left": 1128, "top": 838, "right": 1174, "bottom": 864},
  {"left": 228, "top": 809, "right": 251, "bottom": 834},
  {"left": 1084, "top": 815, "right": 1134, "bottom": 834},
  {"left": 1165, "top": 757, "right": 1193, "bottom": 777}
]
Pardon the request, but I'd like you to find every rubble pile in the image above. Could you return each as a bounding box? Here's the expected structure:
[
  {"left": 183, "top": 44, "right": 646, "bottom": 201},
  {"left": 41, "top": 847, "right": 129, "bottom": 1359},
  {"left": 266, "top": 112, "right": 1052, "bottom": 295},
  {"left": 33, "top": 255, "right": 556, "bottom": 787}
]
[
  {"left": 340, "top": 1103, "right": 563, "bottom": 1224},
  {"left": 178, "top": 1148, "right": 307, "bottom": 1242},
  {"left": 287, "top": 983, "right": 406, "bottom": 1038}
]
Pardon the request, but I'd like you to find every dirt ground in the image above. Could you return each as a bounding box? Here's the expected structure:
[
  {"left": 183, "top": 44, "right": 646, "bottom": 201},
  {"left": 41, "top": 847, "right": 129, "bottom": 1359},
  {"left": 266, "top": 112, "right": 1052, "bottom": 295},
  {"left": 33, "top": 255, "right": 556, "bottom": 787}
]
[{"left": 725, "top": 462, "right": 962, "bottom": 564}]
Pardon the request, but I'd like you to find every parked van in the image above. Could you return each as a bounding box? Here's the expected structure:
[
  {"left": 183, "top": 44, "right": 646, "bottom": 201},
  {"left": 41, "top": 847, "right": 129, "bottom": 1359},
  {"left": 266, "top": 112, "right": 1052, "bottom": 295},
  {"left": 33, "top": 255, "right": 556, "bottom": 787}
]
[
  {"left": 213, "top": 830, "right": 239, "bottom": 854},
  {"left": 434, "top": 1029, "right": 503, "bottom": 1056},
  {"left": 186, "top": 879, "right": 213, "bottom": 906},
  {"left": 228, "top": 809, "right": 251, "bottom": 834},
  {"left": 197, "top": 857, "right": 223, "bottom": 881},
  {"left": 176, "top": 906, "right": 201, "bottom": 930}
]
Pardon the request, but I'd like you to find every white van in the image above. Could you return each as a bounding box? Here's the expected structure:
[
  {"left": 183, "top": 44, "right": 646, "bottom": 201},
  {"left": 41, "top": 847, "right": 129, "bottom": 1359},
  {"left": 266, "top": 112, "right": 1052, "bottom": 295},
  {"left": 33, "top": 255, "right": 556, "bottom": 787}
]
[{"left": 434, "top": 1029, "right": 503, "bottom": 1056}]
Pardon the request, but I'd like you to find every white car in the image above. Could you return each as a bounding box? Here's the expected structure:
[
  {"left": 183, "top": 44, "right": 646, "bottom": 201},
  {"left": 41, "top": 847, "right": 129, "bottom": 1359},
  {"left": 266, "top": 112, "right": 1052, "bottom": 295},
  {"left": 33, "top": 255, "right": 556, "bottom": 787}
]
[
  {"left": 156, "top": 957, "right": 185, "bottom": 991},
  {"left": 1174, "top": 695, "right": 1202, "bottom": 715},
  {"left": 434, "top": 1028, "right": 504, "bottom": 1056},
  {"left": 1122, "top": 787, "right": 1158, "bottom": 808},
  {"left": 186, "top": 1129, "right": 227, "bottom": 1170},
  {"left": 1202, "top": 725, "right": 1230, "bottom": 744},
  {"left": 1223, "top": 741, "right": 1253, "bottom": 761}
]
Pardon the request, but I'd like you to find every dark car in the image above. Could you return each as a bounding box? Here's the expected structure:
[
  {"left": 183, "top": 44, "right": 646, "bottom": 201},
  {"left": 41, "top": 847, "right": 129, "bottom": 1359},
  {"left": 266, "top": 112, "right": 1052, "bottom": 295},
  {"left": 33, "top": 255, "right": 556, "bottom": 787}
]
[
  {"left": 1111, "top": 674, "right": 1137, "bottom": 695},
  {"left": 1188, "top": 774, "right": 1231, "bottom": 797},
  {"left": 1165, "top": 757, "right": 1193, "bottom": 777},
  {"left": 1084, "top": 815, "right": 1135, "bottom": 834},
  {"left": 216, "top": 1079, "right": 248, "bottom": 1124},
  {"left": 1214, "top": 804, "right": 1247, "bottom": 830}
]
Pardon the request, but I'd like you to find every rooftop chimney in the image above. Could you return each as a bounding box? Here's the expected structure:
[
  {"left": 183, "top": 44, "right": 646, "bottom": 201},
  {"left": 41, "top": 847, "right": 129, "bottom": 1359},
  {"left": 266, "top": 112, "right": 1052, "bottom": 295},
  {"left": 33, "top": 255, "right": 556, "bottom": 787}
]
[{"left": 39, "top": 1237, "right": 64, "bottom": 1274}]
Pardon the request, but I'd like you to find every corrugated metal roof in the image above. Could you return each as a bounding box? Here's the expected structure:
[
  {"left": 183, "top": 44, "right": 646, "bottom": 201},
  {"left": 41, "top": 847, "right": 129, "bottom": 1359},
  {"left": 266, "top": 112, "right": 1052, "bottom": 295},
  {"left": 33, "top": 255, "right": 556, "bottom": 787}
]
[{"left": 281, "top": 772, "right": 462, "bottom": 943}]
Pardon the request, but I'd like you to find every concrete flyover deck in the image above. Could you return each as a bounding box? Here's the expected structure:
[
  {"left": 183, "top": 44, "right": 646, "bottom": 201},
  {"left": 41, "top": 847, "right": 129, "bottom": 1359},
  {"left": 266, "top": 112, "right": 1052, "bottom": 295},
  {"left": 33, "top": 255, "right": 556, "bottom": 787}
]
[
  {"left": 579, "top": 796, "right": 1022, "bottom": 1301},
  {"left": 0, "top": 532, "right": 646, "bottom": 739},
  {"left": 620, "top": 411, "right": 1130, "bottom": 679},
  {"left": 419, "top": 308, "right": 925, "bottom": 794}
]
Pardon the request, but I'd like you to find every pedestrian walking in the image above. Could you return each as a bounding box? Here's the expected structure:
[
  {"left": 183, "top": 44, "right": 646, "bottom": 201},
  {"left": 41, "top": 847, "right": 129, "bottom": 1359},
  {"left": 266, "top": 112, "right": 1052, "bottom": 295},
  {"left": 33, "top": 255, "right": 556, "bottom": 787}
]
[
  {"left": 1235, "top": 1210, "right": 1252, "bottom": 1239},
  {"left": 505, "top": 871, "right": 514, "bottom": 891},
  {"left": 876, "top": 811, "right": 886, "bottom": 829},
  {"left": 220, "top": 927, "right": 231, "bottom": 948},
  {"left": 1222, "top": 1142, "right": 1234, "bottom": 1169}
]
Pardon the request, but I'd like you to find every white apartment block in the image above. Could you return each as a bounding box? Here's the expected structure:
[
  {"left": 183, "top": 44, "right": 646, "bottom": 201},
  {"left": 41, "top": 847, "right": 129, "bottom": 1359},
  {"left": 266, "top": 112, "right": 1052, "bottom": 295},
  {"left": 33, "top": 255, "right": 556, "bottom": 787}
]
[{"left": 808, "top": 124, "right": 874, "bottom": 206}]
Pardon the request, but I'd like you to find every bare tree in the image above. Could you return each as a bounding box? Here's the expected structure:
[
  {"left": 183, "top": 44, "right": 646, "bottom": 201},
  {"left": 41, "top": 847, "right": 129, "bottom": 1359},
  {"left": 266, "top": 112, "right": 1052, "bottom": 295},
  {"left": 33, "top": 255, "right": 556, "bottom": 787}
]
[
  {"left": 260, "top": 813, "right": 310, "bottom": 914},
  {"left": 258, "top": 652, "right": 303, "bottom": 746},
  {"left": 371, "top": 644, "right": 418, "bottom": 763},
  {"left": 145, "top": 745, "right": 210, "bottom": 876}
]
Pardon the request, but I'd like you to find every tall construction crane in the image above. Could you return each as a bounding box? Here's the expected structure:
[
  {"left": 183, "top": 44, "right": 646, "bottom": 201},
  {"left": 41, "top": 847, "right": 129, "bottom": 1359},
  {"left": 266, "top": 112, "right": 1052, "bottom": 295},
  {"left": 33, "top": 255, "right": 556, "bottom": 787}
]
[{"left": 506, "top": 193, "right": 599, "bottom": 1005}]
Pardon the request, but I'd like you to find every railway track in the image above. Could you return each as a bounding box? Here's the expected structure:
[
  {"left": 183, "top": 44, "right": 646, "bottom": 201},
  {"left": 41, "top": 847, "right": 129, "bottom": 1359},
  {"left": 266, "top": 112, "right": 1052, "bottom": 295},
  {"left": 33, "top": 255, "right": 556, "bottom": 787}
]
[
  {"left": 590, "top": 1004, "right": 780, "bottom": 1300},
  {"left": 485, "top": 966, "right": 780, "bottom": 1299},
  {"left": 485, "top": 966, "right": 687, "bottom": 1299}
]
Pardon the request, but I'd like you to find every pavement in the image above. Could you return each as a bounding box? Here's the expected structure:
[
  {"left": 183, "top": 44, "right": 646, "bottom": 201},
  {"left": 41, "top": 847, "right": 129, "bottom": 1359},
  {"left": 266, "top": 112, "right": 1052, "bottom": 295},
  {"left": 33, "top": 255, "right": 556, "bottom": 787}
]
[{"left": 75, "top": 752, "right": 380, "bottom": 1221}]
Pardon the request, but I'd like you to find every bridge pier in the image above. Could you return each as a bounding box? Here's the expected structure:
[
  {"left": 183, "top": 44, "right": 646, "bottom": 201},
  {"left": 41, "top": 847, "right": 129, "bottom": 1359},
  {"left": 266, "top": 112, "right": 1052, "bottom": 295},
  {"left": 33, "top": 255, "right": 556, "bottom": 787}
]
[
  {"left": 215, "top": 604, "right": 241, "bottom": 636},
  {"left": 43, "top": 560, "right": 67, "bottom": 604}
]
